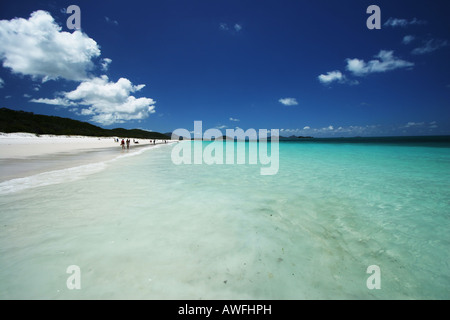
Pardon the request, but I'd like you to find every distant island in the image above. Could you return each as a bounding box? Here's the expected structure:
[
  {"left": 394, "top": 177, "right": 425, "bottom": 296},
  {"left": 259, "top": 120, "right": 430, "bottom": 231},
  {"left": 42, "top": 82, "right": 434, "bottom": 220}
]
[{"left": 0, "top": 108, "right": 170, "bottom": 140}]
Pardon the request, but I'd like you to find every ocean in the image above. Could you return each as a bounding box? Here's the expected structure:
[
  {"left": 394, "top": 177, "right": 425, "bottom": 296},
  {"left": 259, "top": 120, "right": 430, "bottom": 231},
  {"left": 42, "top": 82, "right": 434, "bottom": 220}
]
[{"left": 0, "top": 137, "right": 449, "bottom": 299}]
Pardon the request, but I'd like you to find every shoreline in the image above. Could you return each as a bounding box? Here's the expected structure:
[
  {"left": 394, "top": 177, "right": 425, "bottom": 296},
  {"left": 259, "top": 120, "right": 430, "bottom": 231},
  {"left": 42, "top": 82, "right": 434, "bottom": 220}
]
[{"left": 0, "top": 132, "right": 175, "bottom": 183}]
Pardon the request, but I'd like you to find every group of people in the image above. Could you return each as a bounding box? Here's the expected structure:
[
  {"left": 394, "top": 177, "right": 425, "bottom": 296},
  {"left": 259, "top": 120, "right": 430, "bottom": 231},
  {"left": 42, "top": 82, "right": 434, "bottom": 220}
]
[
  {"left": 119, "top": 138, "right": 131, "bottom": 150},
  {"left": 115, "top": 138, "right": 169, "bottom": 150}
]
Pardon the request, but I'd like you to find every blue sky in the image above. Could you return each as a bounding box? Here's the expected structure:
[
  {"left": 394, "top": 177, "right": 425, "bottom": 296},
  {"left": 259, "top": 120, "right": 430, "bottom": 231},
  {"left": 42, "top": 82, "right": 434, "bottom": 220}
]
[{"left": 0, "top": 0, "right": 449, "bottom": 137}]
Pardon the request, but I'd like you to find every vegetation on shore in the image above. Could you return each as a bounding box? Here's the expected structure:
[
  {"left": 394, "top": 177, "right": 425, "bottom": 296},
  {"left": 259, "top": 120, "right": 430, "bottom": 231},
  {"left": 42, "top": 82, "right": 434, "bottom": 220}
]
[{"left": 0, "top": 108, "right": 170, "bottom": 139}]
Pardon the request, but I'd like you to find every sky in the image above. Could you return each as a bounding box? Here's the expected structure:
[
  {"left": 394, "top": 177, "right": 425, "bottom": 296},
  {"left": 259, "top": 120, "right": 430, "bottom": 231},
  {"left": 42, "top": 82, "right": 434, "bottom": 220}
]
[{"left": 0, "top": 0, "right": 449, "bottom": 137}]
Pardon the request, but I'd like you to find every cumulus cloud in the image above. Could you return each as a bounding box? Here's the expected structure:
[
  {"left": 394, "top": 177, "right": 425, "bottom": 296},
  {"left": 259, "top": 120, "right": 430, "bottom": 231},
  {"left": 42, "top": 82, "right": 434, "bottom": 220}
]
[
  {"left": 0, "top": 77, "right": 4, "bottom": 88},
  {"left": 346, "top": 50, "right": 414, "bottom": 76},
  {"left": 384, "top": 17, "right": 427, "bottom": 28},
  {"left": 33, "top": 76, "right": 156, "bottom": 125},
  {"left": 229, "top": 117, "right": 240, "bottom": 122},
  {"left": 234, "top": 24, "right": 242, "bottom": 32},
  {"left": 279, "top": 98, "right": 298, "bottom": 106},
  {"left": 411, "top": 39, "right": 448, "bottom": 55},
  {"left": 402, "top": 35, "right": 415, "bottom": 45},
  {"left": 0, "top": 10, "right": 101, "bottom": 82},
  {"left": 318, "top": 70, "right": 344, "bottom": 84}
]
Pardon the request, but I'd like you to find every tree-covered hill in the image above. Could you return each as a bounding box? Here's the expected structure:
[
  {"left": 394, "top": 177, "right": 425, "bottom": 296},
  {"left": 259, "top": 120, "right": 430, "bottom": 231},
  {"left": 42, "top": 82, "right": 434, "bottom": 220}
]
[{"left": 0, "top": 108, "right": 170, "bottom": 139}]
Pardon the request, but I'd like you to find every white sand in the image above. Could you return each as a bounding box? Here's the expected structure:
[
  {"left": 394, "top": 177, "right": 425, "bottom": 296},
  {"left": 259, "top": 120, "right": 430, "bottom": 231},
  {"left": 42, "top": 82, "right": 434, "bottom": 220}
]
[{"left": 0, "top": 132, "right": 167, "bottom": 159}]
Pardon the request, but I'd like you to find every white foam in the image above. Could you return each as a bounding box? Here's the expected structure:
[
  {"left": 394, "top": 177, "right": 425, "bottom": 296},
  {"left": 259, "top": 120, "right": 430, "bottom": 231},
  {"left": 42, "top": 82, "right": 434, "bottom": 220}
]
[
  {"left": 0, "top": 162, "right": 107, "bottom": 195},
  {"left": 0, "top": 143, "right": 171, "bottom": 195}
]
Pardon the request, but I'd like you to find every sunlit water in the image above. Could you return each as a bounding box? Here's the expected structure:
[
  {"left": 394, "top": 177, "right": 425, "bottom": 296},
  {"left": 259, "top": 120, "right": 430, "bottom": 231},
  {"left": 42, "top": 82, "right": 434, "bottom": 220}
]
[{"left": 0, "top": 139, "right": 449, "bottom": 299}]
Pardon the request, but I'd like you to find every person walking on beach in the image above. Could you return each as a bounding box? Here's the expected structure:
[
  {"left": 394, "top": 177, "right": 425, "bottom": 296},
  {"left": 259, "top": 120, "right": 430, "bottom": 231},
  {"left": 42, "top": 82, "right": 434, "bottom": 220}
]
[
  {"left": 121, "top": 139, "right": 125, "bottom": 149},
  {"left": 126, "top": 139, "right": 130, "bottom": 149}
]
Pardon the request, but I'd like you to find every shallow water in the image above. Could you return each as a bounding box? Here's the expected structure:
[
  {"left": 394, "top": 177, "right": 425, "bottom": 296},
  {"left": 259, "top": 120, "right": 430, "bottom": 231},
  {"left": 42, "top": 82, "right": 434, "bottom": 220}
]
[{"left": 0, "top": 140, "right": 449, "bottom": 299}]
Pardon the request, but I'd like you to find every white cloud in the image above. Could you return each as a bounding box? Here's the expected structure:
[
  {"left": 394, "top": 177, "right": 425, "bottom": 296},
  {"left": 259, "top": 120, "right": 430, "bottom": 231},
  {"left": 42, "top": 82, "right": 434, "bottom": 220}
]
[
  {"left": 229, "top": 117, "right": 240, "bottom": 122},
  {"left": 0, "top": 77, "right": 4, "bottom": 88},
  {"left": 336, "top": 123, "right": 438, "bottom": 136},
  {"left": 411, "top": 39, "right": 448, "bottom": 55},
  {"left": 80, "top": 108, "right": 95, "bottom": 115},
  {"left": 279, "top": 124, "right": 385, "bottom": 137},
  {"left": 384, "top": 17, "right": 427, "bottom": 28},
  {"left": 105, "top": 17, "right": 118, "bottom": 26},
  {"left": 279, "top": 98, "right": 298, "bottom": 106},
  {"left": 101, "top": 58, "right": 112, "bottom": 72},
  {"left": 404, "top": 121, "right": 425, "bottom": 128},
  {"left": 220, "top": 23, "right": 242, "bottom": 33},
  {"left": 33, "top": 75, "right": 156, "bottom": 125},
  {"left": 346, "top": 50, "right": 414, "bottom": 76},
  {"left": 402, "top": 35, "right": 415, "bottom": 45},
  {"left": 0, "top": 10, "right": 101, "bottom": 82},
  {"left": 30, "top": 97, "right": 76, "bottom": 107},
  {"left": 318, "top": 70, "right": 344, "bottom": 84}
]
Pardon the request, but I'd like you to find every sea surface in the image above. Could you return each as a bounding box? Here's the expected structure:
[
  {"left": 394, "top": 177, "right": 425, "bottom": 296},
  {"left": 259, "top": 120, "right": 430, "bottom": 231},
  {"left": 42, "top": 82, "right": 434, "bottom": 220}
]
[{"left": 0, "top": 137, "right": 449, "bottom": 299}]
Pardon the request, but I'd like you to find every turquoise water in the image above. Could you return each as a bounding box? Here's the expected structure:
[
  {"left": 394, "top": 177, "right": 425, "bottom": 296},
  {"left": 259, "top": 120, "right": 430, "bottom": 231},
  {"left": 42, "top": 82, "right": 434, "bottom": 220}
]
[{"left": 0, "top": 139, "right": 449, "bottom": 299}]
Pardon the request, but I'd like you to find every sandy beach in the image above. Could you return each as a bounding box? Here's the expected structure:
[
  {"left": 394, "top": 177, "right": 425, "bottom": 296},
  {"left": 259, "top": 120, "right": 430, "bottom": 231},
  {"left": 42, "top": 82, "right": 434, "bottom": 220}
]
[
  {"left": 0, "top": 132, "right": 172, "bottom": 182},
  {"left": 0, "top": 133, "right": 167, "bottom": 158}
]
